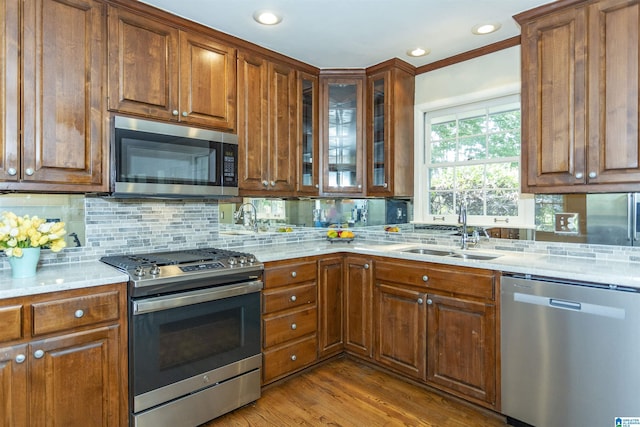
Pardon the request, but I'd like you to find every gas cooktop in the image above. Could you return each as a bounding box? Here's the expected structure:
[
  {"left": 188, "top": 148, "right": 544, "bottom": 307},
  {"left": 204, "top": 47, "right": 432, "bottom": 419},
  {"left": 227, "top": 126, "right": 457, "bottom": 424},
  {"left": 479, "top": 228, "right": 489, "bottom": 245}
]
[{"left": 100, "top": 248, "right": 263, "bottom": 293}]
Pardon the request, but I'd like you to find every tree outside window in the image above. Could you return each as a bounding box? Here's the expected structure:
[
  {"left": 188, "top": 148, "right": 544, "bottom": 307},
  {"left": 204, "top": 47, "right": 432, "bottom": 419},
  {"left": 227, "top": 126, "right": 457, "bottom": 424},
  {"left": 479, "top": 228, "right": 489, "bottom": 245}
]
[{"left": 426, "top": 97, "right": 521, "bottom": 219}]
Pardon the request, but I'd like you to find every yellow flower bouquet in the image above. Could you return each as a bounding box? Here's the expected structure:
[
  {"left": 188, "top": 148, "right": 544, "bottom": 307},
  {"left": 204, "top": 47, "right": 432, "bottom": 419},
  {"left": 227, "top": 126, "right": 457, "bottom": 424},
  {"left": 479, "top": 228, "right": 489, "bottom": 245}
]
[{"left": 0, "top": 211, "right": 66, "bottom": 257}]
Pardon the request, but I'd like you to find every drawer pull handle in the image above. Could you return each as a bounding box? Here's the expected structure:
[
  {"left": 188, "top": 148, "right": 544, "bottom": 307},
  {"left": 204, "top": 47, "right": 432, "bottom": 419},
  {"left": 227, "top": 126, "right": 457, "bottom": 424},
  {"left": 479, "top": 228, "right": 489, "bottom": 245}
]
[
  {"left": 74, "top": 309, "right": 84, "bottom": 318},
  {"left": 291, "top": 323, "right": 297, "bottom": 330},
  {"left": 364, "top": 263, "right": 370, "bottom": 270},
  {"left": 422, "top": 275, "right": 429, "bottom": 282},
  {"left": 290, "top": 354, "right": 297, "bottom": 361},
  {"left": 417, "top": 298, "right": 424, "bottom": 305},
  {"left": 15, "top": 354, "right": 26, "bottom": 364},
  {"left": 33, "top": 349, "right": 45, "bottom": 359},
  {"left": 291, "top": 271, "right": 297, "bottom": 278},
  {"left": 290, "top": 295, "right": 297, "bottom": 302},
  {"left": 426, "top": 299, "right": 433, "bottom": 305}
]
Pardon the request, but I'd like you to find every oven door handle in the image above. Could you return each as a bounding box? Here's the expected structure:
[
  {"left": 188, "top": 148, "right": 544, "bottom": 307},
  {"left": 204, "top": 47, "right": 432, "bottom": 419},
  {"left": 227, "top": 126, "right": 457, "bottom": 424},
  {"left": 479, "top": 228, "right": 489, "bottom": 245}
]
[{"left": 132, "top": 280, "right": 263, "bottom": 315}]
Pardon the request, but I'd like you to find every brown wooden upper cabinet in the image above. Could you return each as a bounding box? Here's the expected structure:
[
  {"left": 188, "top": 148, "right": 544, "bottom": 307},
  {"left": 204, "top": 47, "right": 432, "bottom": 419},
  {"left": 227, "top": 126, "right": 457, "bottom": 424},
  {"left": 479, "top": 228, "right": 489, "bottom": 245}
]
[
  {"left": 366, "top": 60, "right": 415, "bottom": 197},
  {"left": 0, "top": 0, "right": 108, "bottom": 192},
  {"left": 237, "top": 51, "right": 297, "bottom": 195},
  {"left": 107, "top": 5, "right": 237, "bottom": 131},
  {"left": 297, "top": 72, "right": 320, "bottom": 195},
  {"left": 320, "top": 72, "right": 366, "bottom": 196},
  {"left": 517, "top": 0, "right": 640, "bottom": 193}
]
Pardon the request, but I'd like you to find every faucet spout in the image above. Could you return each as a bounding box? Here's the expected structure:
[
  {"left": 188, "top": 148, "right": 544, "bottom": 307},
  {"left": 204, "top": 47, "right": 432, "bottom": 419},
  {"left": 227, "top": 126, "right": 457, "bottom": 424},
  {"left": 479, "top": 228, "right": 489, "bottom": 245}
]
[
  {"left": 458, "top": 202, "right": 468, "bottom": 250},
  {"left": 234, "top": 203, "right": 258, "bottom": 233}
]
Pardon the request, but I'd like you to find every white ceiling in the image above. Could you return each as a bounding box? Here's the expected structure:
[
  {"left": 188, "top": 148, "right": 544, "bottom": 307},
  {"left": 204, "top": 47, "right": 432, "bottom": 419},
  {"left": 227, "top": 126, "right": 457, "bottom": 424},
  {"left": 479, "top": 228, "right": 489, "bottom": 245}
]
[{"left": 140, "top": 0, "right": 552, "bottom": 69}]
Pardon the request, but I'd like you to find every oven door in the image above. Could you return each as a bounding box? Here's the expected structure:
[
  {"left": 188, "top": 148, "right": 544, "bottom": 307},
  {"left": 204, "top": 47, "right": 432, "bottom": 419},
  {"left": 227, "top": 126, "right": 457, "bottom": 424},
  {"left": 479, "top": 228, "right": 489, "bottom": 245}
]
[{"left": 130, "top": 281, "right": 262, "bottom": 412}]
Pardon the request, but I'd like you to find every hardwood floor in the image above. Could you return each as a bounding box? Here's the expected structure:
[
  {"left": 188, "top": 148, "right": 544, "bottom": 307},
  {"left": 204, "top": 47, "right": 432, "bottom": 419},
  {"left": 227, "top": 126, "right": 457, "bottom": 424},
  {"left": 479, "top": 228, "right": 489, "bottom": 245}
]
[{"left": 203, "top": 357, "right": 507, "bottom": 426}]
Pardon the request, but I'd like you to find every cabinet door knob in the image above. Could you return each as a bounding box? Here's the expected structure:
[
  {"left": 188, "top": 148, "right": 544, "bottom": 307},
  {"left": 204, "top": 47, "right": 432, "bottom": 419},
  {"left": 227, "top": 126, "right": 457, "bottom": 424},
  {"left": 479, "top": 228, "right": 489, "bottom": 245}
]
[
  {"left": 588, "top": 171, "right": 597, "bottom": 179},
  {"left": 315, "top": 184, "right": 319, "bottom": 188},
  {"left": 172, "top": 110, "right": 179, "bottom": 116},
  {"left": 7, "top": 168, "right": 17, "bottom": 176},
  {"left": 33, "top": 349, "right": 45, "bottom": 359},
  {"left": 422, "top": 275, "right": 429, "bottom": 282},
  {"left": 290, "top": 295, "right": 297, "bottom": 302},
  {"left": 290, "top": 354, "right": 297, "bottom": 361},
  {"left": 291, "top": 323, "right": 297, "bottom": 330},
  {"left": 357, "top": 184, "right": 362, "bottom": 189},
  {"left": 383, "top": 183, "right": 388, "bottom": 188},
  {"left": 262, "top": 180, "right": 269, "bottom": 187},
  {"left": 417, "top": 298, "right": 424, "bottom": 304},
  {"left": 74, "top": 309, "right": 84, "bottom": 318},
  {"left": 575, "top": 172, "right": 584, "bottom": 179},
  {"left": 15, "top": 354, "right": 26, "bottom": 364},
  {"left": 25, "top": 168, "right": 34, "bottom": 176},
  {"left": 270, "top": 181, "right": 276, "bottom": 187},
  {"left": 182, "top": 111, "right": 188, "bottom": 117},
  {"left": 291, "top": 271, "right": 297, "bottom": 278},
  {"left": 364, "top": 263, "right": 369, "bottom": 270},
  {"left": 426, "top": 299, "right": 433, "bottom": 305}
]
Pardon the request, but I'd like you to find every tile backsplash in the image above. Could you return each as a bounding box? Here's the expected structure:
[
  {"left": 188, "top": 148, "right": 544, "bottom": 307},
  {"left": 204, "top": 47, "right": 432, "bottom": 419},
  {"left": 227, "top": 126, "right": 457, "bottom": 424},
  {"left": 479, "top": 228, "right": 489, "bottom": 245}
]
[{"left": 2, "top": 196, "right": 640, "bottom": 271}]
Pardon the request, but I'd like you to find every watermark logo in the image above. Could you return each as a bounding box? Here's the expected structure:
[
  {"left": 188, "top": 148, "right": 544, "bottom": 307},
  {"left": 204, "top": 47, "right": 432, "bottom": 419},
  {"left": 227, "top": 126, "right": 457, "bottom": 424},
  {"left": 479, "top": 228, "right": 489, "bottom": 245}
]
[{"left": 616, "top": 417, "right": 640, "bottom": 427}]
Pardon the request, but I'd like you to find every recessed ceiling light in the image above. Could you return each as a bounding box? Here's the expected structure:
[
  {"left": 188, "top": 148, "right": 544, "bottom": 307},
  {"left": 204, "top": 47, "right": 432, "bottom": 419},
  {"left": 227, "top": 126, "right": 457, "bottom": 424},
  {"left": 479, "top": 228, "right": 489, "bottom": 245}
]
[
  {"left": 253, "top": 10, "right": 282, "bottom": 25},
  {"left": 472, "top": 23, "right": 502, "bottom": 35},
  {"left": 407, "top": 47, "right": 430, "bottom": 58}
]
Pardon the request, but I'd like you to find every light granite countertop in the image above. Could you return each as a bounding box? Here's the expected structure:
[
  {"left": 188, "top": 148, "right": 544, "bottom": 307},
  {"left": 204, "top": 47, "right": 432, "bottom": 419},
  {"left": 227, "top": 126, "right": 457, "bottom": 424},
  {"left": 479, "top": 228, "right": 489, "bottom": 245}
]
[
  {"left": 1, "top": 239, "right": 639, "bottom": 300},
  {"left": 0, "top": 261, "right": 129, "bottom": 299},
  {"left": 248, "top": 240, "right": 640, "bottom": 290}
]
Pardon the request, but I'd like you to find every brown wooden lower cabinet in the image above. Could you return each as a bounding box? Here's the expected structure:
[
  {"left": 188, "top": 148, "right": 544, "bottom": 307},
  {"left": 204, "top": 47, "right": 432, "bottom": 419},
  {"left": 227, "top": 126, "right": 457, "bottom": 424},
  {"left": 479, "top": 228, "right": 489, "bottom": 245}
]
[
  {"left": 262, "top": 254, "right": 499, "bottom": 411},
  {"left": 262, "top": 258, "right": 318, "bottom": 384},
  {"left": 343, "top": 256, "right": 373, "bottom": 358},
  {"left": 317, "top": 256, "right": 344, "bottom": 358},
  {"left": 427, "top": 293, "right": 497, "bottom": 407},
  {"left": 0, "top": 283, "right": 127, "bottom": 427},
  {"left": 374, "top": 282, "right": 427, "bottom": 380}
]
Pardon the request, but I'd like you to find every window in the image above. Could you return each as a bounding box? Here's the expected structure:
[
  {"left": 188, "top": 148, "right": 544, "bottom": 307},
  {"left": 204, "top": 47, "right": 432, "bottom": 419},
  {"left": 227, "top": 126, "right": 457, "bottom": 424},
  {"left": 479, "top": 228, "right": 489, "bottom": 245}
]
[{"left": 417, "top": 94, "right": 521, "bottom": 222}]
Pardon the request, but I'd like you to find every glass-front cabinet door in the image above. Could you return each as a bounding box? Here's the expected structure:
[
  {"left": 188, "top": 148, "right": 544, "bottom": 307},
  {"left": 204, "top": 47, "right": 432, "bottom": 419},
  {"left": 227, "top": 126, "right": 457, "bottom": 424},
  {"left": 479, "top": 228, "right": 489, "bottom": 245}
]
[
  {"left": 297, "top": 72, "right": 319, "bottom": 195},
  {"left": 369, "top": 75, "right": 388, "bottom": 192},
  {"left": 321, "top": 74, "right": 365, "bottom": 195}
]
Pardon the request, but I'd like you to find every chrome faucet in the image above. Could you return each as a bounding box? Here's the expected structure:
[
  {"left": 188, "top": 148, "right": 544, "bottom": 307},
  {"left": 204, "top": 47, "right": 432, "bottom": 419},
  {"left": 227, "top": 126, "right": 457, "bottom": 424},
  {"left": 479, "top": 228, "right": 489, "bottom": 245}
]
[
  {"left": 458, "top": 203, "right": 468, "bottom": 249},
  {"left": 234, "top": 203, "right": 258, "bottom": 232}
]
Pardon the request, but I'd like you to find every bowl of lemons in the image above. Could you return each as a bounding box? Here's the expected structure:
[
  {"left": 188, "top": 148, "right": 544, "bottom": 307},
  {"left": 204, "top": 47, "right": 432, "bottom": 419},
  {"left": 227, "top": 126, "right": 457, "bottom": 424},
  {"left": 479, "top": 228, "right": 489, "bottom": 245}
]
[{"left": 326, "top": 229, "right": 355, "bottom": 243}]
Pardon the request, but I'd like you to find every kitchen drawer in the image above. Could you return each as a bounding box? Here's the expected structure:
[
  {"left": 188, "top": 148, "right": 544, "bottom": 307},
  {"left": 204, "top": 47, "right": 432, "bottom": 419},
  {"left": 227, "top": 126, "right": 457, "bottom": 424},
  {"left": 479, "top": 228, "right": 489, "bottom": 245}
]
[
  {"left": 0, "top": 305, "right": 23, "bottom": 343},
  {"left": 263, "top": 283, "right": 316, "bottom": 313},
  {"left": 262, "top": 335, "right": 317, "bottom": 384},
  {"left": 375, "top": 260, "right": 495, "bottom": 300},
  {"left": 263, "top": 306, "right": 317, "bottom": 347},
  {"left": 264, "top": 260, "right": 317, "bottom": 288},
  {"left": 32, "top": 291, "right": 121, "bottom": 336}
]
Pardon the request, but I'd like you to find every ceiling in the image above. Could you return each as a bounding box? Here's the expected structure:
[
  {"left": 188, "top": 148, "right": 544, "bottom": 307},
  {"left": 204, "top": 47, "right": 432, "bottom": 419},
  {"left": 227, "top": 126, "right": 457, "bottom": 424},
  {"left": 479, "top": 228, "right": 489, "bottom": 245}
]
[{"left": 140, "top": 0, "right": 552, "bottom": 69}]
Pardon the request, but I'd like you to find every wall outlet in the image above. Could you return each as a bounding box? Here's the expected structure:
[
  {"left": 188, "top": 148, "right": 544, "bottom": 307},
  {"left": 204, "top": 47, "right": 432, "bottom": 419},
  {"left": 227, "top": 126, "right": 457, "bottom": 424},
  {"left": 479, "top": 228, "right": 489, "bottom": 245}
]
[{"left": 555, "top": 213, "right": 579, "bottom": 234}]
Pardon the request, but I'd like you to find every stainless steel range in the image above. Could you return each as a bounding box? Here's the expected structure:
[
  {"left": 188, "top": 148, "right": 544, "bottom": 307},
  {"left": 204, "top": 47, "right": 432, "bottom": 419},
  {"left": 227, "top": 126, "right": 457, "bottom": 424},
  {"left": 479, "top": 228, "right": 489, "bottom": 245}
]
[{"left": 100, "top": 248, "right": 264, "bottom": 427}]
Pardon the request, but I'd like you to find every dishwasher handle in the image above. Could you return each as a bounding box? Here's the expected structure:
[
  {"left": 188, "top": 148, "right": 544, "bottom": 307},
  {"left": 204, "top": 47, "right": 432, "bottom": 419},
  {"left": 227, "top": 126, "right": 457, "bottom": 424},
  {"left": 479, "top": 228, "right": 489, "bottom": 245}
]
[{"left": 549, "top": 298, "right": 581, "bottom": 310}]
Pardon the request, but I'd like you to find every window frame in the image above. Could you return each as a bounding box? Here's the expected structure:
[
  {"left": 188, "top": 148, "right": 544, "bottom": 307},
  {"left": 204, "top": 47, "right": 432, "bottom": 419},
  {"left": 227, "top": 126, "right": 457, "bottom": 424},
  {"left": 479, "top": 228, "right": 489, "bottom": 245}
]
[{"left": 414, "top": 88, "right": 534, "bottom": 227}]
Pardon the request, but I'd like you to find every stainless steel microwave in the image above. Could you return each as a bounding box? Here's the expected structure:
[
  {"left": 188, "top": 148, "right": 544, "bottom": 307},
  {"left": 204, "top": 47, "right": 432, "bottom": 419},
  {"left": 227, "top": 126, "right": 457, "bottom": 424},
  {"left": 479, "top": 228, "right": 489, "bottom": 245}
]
[{"left": 111, "top": 116, "right": 238, "bottom": 198}]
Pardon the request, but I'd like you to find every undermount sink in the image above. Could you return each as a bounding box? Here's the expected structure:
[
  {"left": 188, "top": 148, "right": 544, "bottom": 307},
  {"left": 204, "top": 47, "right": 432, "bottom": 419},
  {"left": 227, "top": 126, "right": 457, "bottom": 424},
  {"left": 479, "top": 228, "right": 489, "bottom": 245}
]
[
  {"left": 402, "top": 248, "right": 454, "bottom": 256},
  {"left": 400, "top": 247, "right": 502, "bottom": 261},
  {"left": 448, "top": 252, "right": 501, "bottom": 261}
]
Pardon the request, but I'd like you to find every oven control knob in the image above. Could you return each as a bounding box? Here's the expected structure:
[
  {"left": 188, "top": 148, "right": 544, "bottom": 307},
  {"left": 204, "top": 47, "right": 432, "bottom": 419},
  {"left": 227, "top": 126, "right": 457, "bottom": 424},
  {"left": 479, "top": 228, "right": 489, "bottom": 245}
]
[
  {"left": 228, "top": 257, "right": 238, "bottom": 265},
  {"left": 149, "top": 264, "right": 160, "bottom": 275},
  {"left": 246, "top": 255, "right": 256, "bottom": 263},
  {"left": 238, "top": 256, "right": 247, "bottom": 264},
  {"left": 134, "top": 266, "right": 146, "bottom": 277}
]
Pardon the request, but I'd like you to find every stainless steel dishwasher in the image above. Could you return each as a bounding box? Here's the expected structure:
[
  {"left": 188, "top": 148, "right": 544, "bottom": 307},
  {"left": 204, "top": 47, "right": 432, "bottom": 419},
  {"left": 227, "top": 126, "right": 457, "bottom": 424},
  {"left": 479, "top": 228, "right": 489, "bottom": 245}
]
[{"left": 501, "top": 274, "right": 640, "bottom": 427}]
